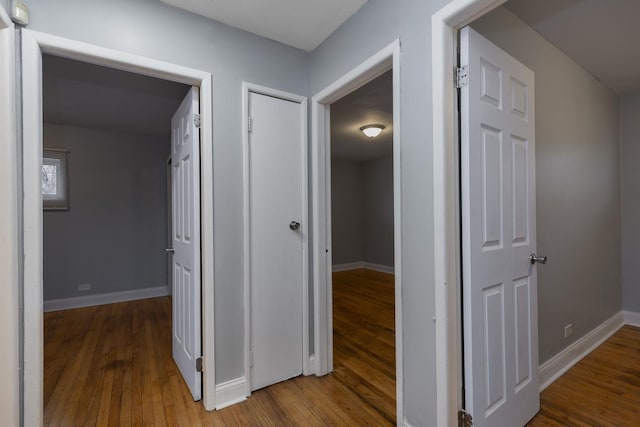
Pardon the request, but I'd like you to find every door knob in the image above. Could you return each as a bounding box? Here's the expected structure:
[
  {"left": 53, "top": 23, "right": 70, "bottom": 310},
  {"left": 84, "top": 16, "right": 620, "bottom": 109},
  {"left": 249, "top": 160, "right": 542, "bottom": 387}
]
[
  {"left": 165, "top": 248, "right": 175, "bottom": 254},
  {"left": 289, "top": 221, "right": 301, "bottom": 231},
  {"left": 530, "top": 253, "right": 547, "bottom": 265}
]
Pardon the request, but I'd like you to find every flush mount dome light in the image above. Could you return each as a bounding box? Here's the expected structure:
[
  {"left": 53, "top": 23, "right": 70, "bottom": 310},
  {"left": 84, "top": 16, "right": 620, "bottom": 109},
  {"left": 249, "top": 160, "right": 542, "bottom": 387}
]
[{"left": 360, "top": 124, "right": 386, "bottom": 138}]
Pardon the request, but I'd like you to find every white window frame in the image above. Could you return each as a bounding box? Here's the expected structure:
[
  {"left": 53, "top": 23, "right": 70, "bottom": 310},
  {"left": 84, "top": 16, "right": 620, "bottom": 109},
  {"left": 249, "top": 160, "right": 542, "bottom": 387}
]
[{"left": 42, "top": 148, "right": 70, "bottom": 211}]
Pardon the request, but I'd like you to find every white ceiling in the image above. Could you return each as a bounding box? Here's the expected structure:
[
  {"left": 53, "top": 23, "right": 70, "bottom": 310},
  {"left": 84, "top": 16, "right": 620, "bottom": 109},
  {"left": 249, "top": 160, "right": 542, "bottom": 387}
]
[
  {"left": 43, "top": 55, "right": 190, "bottom": 137},
  {"left": 330, "top": 70, "right": 393, "bottom": 162},
  {"left": 506, "top": 0, "right": 640, "bottom": 95},
  {"left": 160, "top": 0, "right": 367, "bottom": 51}
]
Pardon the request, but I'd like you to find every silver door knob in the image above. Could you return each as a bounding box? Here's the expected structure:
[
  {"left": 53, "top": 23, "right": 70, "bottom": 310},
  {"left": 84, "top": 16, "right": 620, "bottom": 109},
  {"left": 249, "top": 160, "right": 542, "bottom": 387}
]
[
  {"left": 530, "top": 253, "right": 547, "bottom": 265},
  {"left": 165, "top": 248, "right": 175, "bottom": 254},
  {"left": 289, "top": 221, "right": 301, "bottom": 231}
]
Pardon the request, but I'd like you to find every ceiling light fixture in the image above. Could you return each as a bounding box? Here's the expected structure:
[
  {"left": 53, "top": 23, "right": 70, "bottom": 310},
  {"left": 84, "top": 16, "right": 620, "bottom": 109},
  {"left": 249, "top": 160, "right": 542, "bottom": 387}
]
[{"left": 360, "top": 124, "right": 385, "bottom": 138}]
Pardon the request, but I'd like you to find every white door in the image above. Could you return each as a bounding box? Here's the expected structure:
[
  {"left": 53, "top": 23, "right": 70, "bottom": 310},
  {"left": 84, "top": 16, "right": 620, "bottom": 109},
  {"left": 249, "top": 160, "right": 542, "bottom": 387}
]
[
  {"left": 460, "top": 26, "right": 539, "bottom": 427},
  {"left": 248, "top": 91, "right": 304, "bottom": 391},
  {"left": 171, "top": 87, "right": 202, "bottom": 401}
]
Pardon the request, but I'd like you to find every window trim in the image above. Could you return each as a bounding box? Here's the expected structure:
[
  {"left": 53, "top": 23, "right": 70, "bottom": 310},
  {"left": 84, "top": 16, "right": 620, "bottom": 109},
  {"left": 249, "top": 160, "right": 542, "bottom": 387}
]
[{"left": 42, "top": 148, "right": 69, "bottom": 211}]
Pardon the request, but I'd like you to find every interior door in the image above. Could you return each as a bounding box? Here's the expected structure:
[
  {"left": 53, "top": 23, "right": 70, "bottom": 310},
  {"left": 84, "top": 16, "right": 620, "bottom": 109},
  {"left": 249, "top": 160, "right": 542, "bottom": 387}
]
[
  {"left": 248, "top": 91, "right": 304, "bottom": 391},
  {"left": 171, "top": 86, "right": 202, "bottom": 401},
  {"left": 460, "top": 26, "right": 539, "bottom": 427}
]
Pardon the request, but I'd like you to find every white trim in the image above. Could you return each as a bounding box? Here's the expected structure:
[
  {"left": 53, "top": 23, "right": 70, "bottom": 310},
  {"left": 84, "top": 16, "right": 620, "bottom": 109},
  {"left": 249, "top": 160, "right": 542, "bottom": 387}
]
[
  {"left": 200, "top": 74, "right": 216, "bottom": 412},
  {"left": 43, "top": 286, "right": 170, "bottom": 312},
  {"left": 21, "top": 29, "right": 217, "bottom": 423},
  {"left": 431, "top": 1, "right": 509, "bottom": 425},
  {"left": 311, "top": 39, "right": 403, "bottom": 427},
  {"left": 538, "top": 312, "right": 624, "bottom": 391},
  {"left": 623, "top": 310, "right": 640, "bottom": 328},
  {"left": 363, "top": 262, "right": 394, "bottom": 274},
  {"left": 332, "top": 262, "right": 364, "bottom": 272},
  {"left": 214, "top": 377, "right": 248, "bottom": 410},
  {"left": 241, "top": 82, "right": 309, "bottom": 397},
  {"left": 332, "top": 262, "right": 394, "bottom": 274},
  {"left": 0, "top": 9, "right": 19, "bottom": 426}
]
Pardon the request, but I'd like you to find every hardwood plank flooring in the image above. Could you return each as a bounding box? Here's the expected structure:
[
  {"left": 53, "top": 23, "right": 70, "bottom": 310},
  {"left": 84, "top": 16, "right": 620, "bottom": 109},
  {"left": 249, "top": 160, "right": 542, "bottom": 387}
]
[
  {"left": 43, "top": 268, "right": 396, "bottom": 426},
  {"left": 527, "top": 325, "right": 640, "bottom": 426}
]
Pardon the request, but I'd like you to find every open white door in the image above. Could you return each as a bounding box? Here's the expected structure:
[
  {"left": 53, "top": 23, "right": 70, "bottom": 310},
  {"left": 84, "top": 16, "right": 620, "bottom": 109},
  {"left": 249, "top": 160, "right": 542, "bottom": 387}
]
[
  {"left": 460, "top": 26, "right": 539, "bottom": 427},
  {"left": 171, "top": 87, "right": 202, "bottom": 401},
  {"left": 248, "top": 91, "right": 304, "bottom": 391}
]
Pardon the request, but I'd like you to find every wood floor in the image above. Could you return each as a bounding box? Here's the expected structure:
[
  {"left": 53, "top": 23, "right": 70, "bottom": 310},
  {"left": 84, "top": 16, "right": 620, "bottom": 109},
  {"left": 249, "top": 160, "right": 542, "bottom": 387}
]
[
  {"left": 43, "top": 268, "right": 396, "bottom": 426},
  {"left": 527, "top": 325, "right": 640, "bottom": 426}
]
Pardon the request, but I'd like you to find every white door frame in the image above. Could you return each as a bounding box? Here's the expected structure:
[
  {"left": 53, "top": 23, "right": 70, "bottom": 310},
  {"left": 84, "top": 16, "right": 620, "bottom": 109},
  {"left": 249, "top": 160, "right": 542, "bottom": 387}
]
[
  {"left": 21, "top": 29, "right": 216, "bottom": 425},
  {"left": 431, "top": 1, "right": 509, "bottom": 426},
  {"left": 0, "top": 6, "right": 19, "bottom": 426},
  {"left": 241, "top": 82, "right": 309, "bottom": 396},
  {"left": 310, "top": 40, "right": 402, "bottom": 426}
]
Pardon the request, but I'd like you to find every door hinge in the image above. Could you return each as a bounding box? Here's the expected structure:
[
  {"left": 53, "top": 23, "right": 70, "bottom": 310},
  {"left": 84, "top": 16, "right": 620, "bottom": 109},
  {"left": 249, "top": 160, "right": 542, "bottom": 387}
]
[
  {"left": 248, "top": 116, "right": 253, "bottom": 133},
  {"left": 193, "top": 113, "right": 201, "bottom": 128},
  {"left": 249, "top": 351, "right": 254, "bottom": 367},
  {"left": 196, "top": 357, "right": 203, "bottom": 372},
  {"left": 458, "top": 409, "right": 473, "bottom": 427},
  {"left": 456, "top": 65, "right": 469, "bottom": 89}
]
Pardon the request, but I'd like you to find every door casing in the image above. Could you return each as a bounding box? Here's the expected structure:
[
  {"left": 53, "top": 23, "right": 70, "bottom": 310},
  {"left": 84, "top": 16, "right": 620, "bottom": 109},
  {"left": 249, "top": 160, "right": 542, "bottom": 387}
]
[
  {"left": 242, "top": 82, "right": 309, "bottom": 397},
  {"left": 20, "top": 29, "right": 216, "bottom": 426},
  {"left": 0, "top": 6, "right": 19, "bottom": 426},
  {"left": 310, "top": 39, "right": 402, "bottom": 427}
]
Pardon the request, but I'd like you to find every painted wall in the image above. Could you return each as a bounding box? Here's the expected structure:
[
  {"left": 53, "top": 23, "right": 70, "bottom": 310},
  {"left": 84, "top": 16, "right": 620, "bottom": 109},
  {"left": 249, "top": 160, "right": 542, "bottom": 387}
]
[
  {"left": 473, "top": 7, "right": 621, "bottom": 364},
  {"left": 24, "top": 0, "right": 308, "bottom": 383},
  {"left": 621, "top": 94, "right": 640, "bottom": 312},
  {"left": 331, "top": 158, "right": 364, "bottom": 265},
  {"left": 42, "top": 123, "right": 169, "bottom": 301},
  {"left": 311, "top": 0, "right": 450, "bottom": 423},
  {"left": 331, "top": 155, "right": 394, "bottom": 268},
  {"left": 363, "top": 155, "right": 394, "bottom": 267}
]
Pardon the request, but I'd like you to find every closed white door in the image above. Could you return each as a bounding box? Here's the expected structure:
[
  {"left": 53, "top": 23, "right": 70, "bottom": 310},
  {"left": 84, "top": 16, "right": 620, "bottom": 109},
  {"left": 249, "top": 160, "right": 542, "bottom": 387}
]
[
  {"left": 171, "top": 87, "right": 202, "bottom": 401},
  {"left": 460, "top": 26, "right": 539, "bottom": 427},
  {"left": 248, "top": 91, "right": 304, "bottom": 391}
]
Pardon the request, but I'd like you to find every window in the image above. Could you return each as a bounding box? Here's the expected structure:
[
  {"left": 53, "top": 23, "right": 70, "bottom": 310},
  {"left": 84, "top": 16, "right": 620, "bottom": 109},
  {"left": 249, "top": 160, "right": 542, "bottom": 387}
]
[{"left": 42, "top": 149, "right": 69, "bottom": 210}]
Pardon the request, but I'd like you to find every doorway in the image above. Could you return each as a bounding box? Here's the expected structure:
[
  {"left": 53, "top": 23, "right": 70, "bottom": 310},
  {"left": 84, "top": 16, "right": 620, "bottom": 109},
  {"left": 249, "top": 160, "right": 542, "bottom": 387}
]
[
  {"left": 40, "top": 52, "right": 204, "bottom": 422},
  {"left": 21, "top": 29, "right": 215, "bottom": 425},
  {"left": 311, "top": 40, "right": 402, "bottom": 425},
  {"left": 329, "top": 70, "right": 396, "bottom": 423}
]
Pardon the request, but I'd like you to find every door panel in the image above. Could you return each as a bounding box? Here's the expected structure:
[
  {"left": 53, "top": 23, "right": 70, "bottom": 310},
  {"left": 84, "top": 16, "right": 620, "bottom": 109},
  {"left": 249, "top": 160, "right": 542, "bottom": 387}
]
[
  {"left": 461, "top": 26, "right": 538, "bottom": 427},
  {"left": 248, "top": 91, "right": 304, "bottom": 391},
  {"left": 171, "top": 87, "right": 202, "bottom": 401}
]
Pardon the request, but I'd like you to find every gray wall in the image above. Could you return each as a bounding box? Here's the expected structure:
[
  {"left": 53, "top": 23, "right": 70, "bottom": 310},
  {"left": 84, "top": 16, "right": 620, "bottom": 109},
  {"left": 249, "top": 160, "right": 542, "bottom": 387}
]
[
  {"left": 24, "top": 0, "right": 309, "bottom": 384},
  {"left": 621, "top": 94, "right": 640, "bottom": 312},
  {"left": 43, "top": 123, "right": 169, "bottom": 301},
  {"left": 363, "top": 155, "right": 394, "bottom": 267},
  {"left": 22, "top": 0, "right": 624, "bottom": 425},
  {"left": 473, "top": 7, "right": 621, "bottom": 364},
  {"left": 331, "top": 155, "right": 394, "bottom": 267},
  {"left": 311, "top": 0, "right": 449, "bottom": 422},
  {"left": 331, "top": 158, "right": 363, "bottom": 265}
]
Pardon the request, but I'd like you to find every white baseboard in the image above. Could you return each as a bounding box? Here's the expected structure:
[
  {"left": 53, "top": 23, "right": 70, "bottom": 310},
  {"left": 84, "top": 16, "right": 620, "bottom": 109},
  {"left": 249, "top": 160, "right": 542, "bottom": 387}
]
[
  {"left": 332, "top": 262, "right": 364, "bottom": 272},
  {"left": 363, "top": 262, "right": 394, "bottom": 274},
  {"left": 215, "top": 377, "right": 247, "bottom": 410},
  {"left": 332, "top": 261, "right": 394, "bottom": 274},
  {"left": 43, "top": 286, "right": 170, "bottom": 312},
  {"left": 538, "top": 311, "right": 624, "bottom": 391},
  {"left": 623, "top": 310, "right": 640, "bottom": 327}
]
